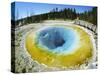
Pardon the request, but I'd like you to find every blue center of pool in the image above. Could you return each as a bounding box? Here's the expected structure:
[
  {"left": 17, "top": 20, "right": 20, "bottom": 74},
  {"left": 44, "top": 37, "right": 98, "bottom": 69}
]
[{"left": 37, "top": 27, "right": 79, "bottom": 53}]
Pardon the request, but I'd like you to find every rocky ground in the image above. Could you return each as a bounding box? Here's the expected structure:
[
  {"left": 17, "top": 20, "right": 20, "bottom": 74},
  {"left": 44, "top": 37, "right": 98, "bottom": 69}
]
[{"left": 12, "top": 20, "right": 97, "bottom": 73}]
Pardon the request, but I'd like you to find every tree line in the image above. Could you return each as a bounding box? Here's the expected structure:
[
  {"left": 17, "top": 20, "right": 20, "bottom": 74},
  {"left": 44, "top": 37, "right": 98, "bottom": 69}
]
[
  {"left": 11, "top": 7, "right": 97, "bottom": 28},
  {"left": 78, "top": 7, "right": 97, "bottom": 25}
]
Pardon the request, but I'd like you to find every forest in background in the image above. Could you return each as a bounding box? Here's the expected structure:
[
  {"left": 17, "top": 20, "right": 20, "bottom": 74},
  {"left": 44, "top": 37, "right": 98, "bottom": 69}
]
[{"left": 11, "top": 7, "right": 97, "bottom": 28}]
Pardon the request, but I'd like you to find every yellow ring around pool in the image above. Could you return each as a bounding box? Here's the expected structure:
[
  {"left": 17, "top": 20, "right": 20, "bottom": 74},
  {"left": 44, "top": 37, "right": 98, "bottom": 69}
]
[{"left": 25, "top": 25, "right": 93, "bottom": 68}]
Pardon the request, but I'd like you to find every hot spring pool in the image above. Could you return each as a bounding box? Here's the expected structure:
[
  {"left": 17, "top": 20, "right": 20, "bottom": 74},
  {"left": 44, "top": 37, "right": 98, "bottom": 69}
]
[
  {"left": 36, "top": 27, "right": 79, "bottom": 54},
  {"left": 25, "top": 25, "right": 93, "bottom": 68}
]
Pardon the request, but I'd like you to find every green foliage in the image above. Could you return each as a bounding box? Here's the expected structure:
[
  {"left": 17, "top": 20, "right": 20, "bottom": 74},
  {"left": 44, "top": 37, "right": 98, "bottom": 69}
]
[
  {"left": 13, "top": 8, "right": 77, "bottom": 27},
  {"left": 79, "top": 7, "right": 97, "bottom": 25},
  {"left": 12, "top": 7, "right": 97, "bottom": 27}
]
